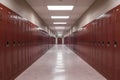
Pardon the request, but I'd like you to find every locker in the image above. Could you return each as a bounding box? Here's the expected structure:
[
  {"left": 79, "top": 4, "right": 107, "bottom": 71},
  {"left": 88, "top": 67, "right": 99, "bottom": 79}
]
[
  {"left": 18, "top": 19, "right": 23, "bottom": 72},
  {"left": 20, "top": 20, "right": 25, "bottom": 70},
  {"left": 95, "top": 19, "right": 102, "bottom": 73},
  {"left": 94, "top": 20, "right": 98, "bottom": 69},
  {"left": 4, "top": 9, "right": 13, "bottom": 80},
  {"left": 25, "top": 23, "right": 28, "bottom": 67},
  {"left": 100, "top": 14, "right": 108, "bottom": 77},
  {"left": 114, "top": 5, "right": 120, "bottom": 80},
  {"left": 105, "top": 8, "right": 115, "bottom": 80},
  {"left": 10, "top": 12, "right": 18, "bottom": 77},
  {"left": 17, "top": 17, "right": 22, "bottom": 73},
  {"left": 22, "top": 19, "right": 26, "bottom": 71},
  {"left": 0, "top": 4, "right": 6, "bottom": 80},
  {"left": 92, "top": 21, "right": 97, "bottom": 68},
  {"left": 27, "top": 22, "right": 31, "bottom": 65}
]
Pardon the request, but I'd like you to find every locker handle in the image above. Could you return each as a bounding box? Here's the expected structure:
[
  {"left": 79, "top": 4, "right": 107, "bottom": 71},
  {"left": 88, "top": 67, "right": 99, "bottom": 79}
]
[
  {"left": 6, "top": 41, "right": 10, "bottom": 47},
  {"left": 107, "top": 42, "right": 110, "bottom": 47},
  {"left": 102, "top": 41, "right": 105, "bottom": 46},
  {"left": 114, "top": 41, "right": 117, "bottom": 48}
]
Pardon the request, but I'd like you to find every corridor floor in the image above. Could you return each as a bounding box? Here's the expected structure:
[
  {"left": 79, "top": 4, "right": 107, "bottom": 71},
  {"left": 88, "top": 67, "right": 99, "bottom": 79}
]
[{"left": 15, "top": 45, "right": 106, "bottom": 80}]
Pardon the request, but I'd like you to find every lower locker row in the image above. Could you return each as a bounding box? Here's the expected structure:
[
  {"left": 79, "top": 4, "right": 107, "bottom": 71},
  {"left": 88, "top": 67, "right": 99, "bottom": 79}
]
[
  {"left": 65, "top": 4, "right": 120, "bottom": 80},
  {"left": 0, "top": 3, "right": 55, "bottom": 80}
]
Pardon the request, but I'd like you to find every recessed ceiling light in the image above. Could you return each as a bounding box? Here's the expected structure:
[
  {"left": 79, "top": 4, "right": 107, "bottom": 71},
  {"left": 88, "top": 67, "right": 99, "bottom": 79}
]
[
  {"left": 51, "top": 16, "right": 69, "bottom": 19},
  {"left": 57, "top": 32, "right": 63, "bottom": 34},
  {"left": 55, "top": 27, "right": 65, "bottom": 29},
  {"left": 57, "top": 33, "right": 62, "bottom": 37},
  {"left": 53, "top": 22, "right": 67, "bottom": 24},
  {"left": 47, "top": 5, "right": 74, "bottom": 10}
]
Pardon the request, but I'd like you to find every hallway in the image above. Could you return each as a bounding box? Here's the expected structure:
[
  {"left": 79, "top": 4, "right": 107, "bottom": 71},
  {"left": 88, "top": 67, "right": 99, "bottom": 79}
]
[{"left": 15, "top": 45, "right": 106, "bottom": 80}]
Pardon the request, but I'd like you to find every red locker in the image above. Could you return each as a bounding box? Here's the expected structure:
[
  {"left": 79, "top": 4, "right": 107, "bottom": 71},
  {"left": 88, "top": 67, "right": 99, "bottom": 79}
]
[
  {"left": 92, "top": 21, "right": 97, "bottom": 68},
  {"left": 114, "top": 5, "right": 120, "bottom": 80},
  {"left": 58, "top": 38, "right": 62, "bottom": 44},
  {"left": 4, "top": 9, "right": 13, "bottom": 80},
  {"left": 100, "top": 14, "right": 108, "bottom": 77},
  {"left": 10, "top": 12, "right": 18, "bottom": 77},
  {"left": 22, "top": 20, "right": 27, "bottom": 69},
  {"left": 17, "top": 17, "right": 22, "bottom": 72},
  {"left": 0, "top": 4, "right": 6, "bottom": 80},
  {"left": 104, "top": 8, "right": 115, "bottom": 80},
  {"left": 96, "top": 18, "right": 102, "bottom": 73}
]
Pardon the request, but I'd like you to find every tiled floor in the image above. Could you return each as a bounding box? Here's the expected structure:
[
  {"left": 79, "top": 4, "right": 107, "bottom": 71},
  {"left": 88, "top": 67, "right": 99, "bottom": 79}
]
[{"left": 15, "top": 45, "right": 107, "bottom": 80}]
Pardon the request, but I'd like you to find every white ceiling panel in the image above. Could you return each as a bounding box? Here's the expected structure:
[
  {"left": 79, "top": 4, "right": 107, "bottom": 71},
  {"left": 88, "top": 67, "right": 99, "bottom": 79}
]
[
  {"left": 46, "top": 0, "right": 76, "bottom": 5},
  {"left": 26, "top": 0, "right": 96, "bottom": 35}
]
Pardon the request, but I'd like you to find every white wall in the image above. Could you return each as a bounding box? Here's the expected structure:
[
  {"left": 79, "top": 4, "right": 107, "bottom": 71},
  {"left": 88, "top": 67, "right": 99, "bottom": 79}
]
[
  {"left": 77, "top": 0, "right": 120, "bottom": 30},
  {"left": 62, "top": 38, "right": 64, "bottom": 44},
  {"left": 0, "top": 0, "right": 46, "bottom": 29},
  {"left": 55, "top": 37, "right": 58, "bottom": 44}
]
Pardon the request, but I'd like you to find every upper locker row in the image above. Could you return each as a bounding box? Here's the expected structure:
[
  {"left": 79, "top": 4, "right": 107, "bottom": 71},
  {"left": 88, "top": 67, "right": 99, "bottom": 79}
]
[
  {"left": 64, "top": 5, "right": 120, "bottom": 80},
  {"left": 0, "top": 3, "right": 55, "bottom": 80}
]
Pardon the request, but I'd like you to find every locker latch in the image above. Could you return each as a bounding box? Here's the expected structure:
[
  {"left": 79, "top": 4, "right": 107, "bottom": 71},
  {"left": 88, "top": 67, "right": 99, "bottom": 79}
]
[
  {"left": 114, "top": 41, "right": 117, "bottom": 48},
  {"left": 107, "top": 42, "right": 110, "bottom": 47},
  {"left": 6, "top": 41, "right": 10, "bottom": 47}
]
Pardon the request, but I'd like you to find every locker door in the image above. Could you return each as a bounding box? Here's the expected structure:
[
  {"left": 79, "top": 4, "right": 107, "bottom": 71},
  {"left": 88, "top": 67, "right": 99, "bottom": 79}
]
[
  {"left": 96, "top": 19, "right": 102, "bottom": 73},
  {"left": 22, "top": 20, "right": 26, "bottom": 69},
  {"left": 114, "top": 5, "right": 120, "bottom": 80},
  {"left": 99, "top": 18, "right": 103, "bottom": 74},
  {"left": 10, "top": 12, "right": 18, "bottom": 77},
  {"left": 27, "top": 22, "right": 31, "bottom": 63},
  {"left": 93, "top": 20, "right": 97, "bottom": 69},
  {"left": 101, "top": 15, "right": 108, "bottom": 77},
  {"left": 88, "top": 24, "right": 91, "bottom": 65},
  {"left": 21, "top": 20, "right": 26, "bottom": 69},
  {"left": 92, "top": 21, "right": 97, "bottom": 69},
  {"left": 104, "top": 8, "right": 115, "bottom": 80},
  {"left": 95, "top": 20, "right": 99, "bottom": 71},
  {"left": 17, "top": 16, "right": 23, "bottom": 73},
  {"left": 18, "top": 19, "right": 23, "bottom": 72},
  {"left": 25, "top": 21, "right": 29, "bottom": 66},
  {"left": 0, "top": 4, "right": 6, "bottom": 80},
  {"left": 4, "top": 9, "right": 14, "bottom": 80},
  {"left": 14, "top": 16, "right": 19, "bottom": 74}
]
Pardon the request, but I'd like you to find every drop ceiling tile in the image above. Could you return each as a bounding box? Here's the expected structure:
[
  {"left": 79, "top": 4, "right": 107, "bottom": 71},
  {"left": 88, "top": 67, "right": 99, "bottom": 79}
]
[{"left": 45, "top": 0, "right": 76, "bottom": 5}]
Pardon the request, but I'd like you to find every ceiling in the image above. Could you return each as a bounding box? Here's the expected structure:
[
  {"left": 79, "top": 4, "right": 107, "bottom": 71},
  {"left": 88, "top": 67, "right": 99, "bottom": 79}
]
[{"left": 26, "top": 0, "right": 96, "bottom": 36}]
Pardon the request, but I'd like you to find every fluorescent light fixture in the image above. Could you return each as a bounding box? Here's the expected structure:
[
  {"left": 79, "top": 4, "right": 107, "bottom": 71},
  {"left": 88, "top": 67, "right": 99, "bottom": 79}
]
[
  {"left": 57, "top": 32, "right": 63, "bottom": 34},
  {"left": 51, "top": 16, "right": 69, "bottom": 19},
  {"left": 58, "top": 33, "right": 62, "bottom": 37},
  {"left": 47, "top": 5, "right": 74, "bottom": 10},
  {"left": 55, "top": 27, "right": 65, "bottom": 29},
  {"left": 53, "top": 22, "right": 67, "bottom": 24}
]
